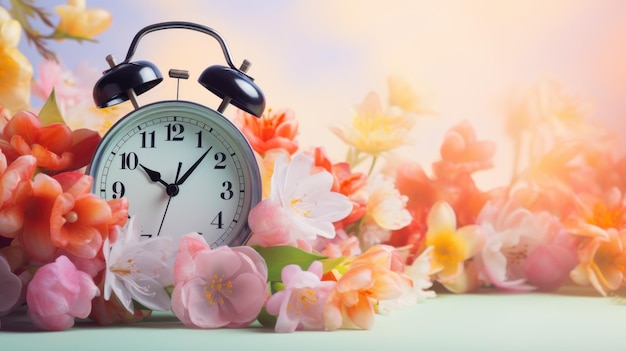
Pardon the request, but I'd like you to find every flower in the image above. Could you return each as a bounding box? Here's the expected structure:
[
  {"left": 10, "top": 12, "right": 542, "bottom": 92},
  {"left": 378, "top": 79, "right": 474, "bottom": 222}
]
[
  {"left": 54, "top": 0, "right": 112, "bottom": 40},
  {"left": 171, "top": 233, "right": 268, "bottom": 329},
  {"left": 475, "top": 198, "right": 576, "bottom": 291},
  {"left": 26, "top": 255, "right": 99, "bottom": 331},
  {"left": 425, "top": 201, "right": 484, "bottom": 293},
  {"left": 236, "top": 108, "right": 299, "bottom": 157},
  {"left": 248, "top": 153, "right": 353, "bottom": 250},
  {"left": 0, "top": 152, "right": 36, "bottom": 238},
  {"left": 378, "top": 246, "right": 436, "bottom": 314},
  {"left": 432, "top": 120, "right": 496, "bottom": 179},
  {"left": 363, "top": 173, "right": 412, "bottom": 231},
  {"left": 0, "top": 110, "right": 101, "bottom": 173},
  {"left": 324, "top": 245, "right": 412, "bottom": 330},
  {"left": 567, "top": 188, "right": 626, "bottom": 295},
  {"left": 19, "top": 172, "right": 127, "bottom": 263},
  {"left": 0, "top": 7, "right": 32, "bottom": 114},
  {"left": 330, "top": 91, "right": 416, "bottom": 157},
  {"left": 0, "top": 255, "right": 23, "bottom": 319},
  {"left": 265, "top": 261, "right": 335, "bottom": 333},
  {"left": 103, "top": 216, "right": 175, "bottom": 313}
]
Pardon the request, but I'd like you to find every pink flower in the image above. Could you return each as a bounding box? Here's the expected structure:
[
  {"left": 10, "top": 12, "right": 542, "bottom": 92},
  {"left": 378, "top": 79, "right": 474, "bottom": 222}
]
[
  {"left": 476, "top": 198, "right": 577, "bottom": 292},
  {"left": 265, "top": 261, "right": 335, "bottom": 333},
  {"left": 171, "top": 233, "right": 268, "bottom": 328},
  {"left": 26, "top": 255, "right": 99, "bottom": 331}
]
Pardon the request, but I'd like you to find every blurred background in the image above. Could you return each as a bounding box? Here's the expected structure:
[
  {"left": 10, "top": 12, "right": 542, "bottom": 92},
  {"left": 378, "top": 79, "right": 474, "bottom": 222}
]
[{"left": 17, "top": 0, "right": 626, "bottom": 186}]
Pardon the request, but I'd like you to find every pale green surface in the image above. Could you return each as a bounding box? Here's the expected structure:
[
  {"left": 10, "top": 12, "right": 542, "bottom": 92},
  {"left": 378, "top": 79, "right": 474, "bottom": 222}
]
[{"left": 3, "top": 288, "right": 626, "bottom": 351}]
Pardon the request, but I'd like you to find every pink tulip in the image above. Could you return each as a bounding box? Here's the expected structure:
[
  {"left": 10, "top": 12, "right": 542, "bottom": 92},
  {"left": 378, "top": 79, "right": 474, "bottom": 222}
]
[{"left": 26, "top": 255, "right": 99, "bottom": 330}]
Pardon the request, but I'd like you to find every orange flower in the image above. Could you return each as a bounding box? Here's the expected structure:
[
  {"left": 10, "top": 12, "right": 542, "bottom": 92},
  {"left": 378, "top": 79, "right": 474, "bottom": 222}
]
[
  {"left": 235, "top": 108, "right": 299, "bottom": 157},
  {"left": 566, "top": 188, "right": 626, "bottom": 295},
  {"left": 0, "top": 110, "right": 101, "bottom": 173},
  {"left": 324, "top": 245, "right": 411, "bottom": 330}
]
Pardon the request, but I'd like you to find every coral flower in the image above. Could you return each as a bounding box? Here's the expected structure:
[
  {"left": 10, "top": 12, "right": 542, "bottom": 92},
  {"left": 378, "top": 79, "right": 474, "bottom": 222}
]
[
  {"left": 432, "top": 120, "right": 496, "bottom": 179},
  {"left": 265, "top": 261, "right": 335, "bottom": 333},
  {"left": 0, "top": 110, "right": 101, "bottom": 173},
  {"left": 54, "top": 0, "right": 112, "bottom": 39},
  {"left": 330, "top": 92, "right": 416, "bottom": 156},
  {"left": 172, "top": 233, "right": 268, "bottom": 329},
  {"left": 0, "top": 7, "right": 32, "bottom": 114},
  {"left": 50, "top": 172, "right": 113, "bottom": 259},
  {"left": 26, "top": 255, "right": 99, "bottom": 331},
  {"left": 324, "top": 245, "right": 412, "bottom": 330},
  {"left": 425, "top": 201, "right": 484, "bottom": 293},
  {"left": 236, "top": 108, "right": 299, "bottom": 157},
  {"left": 0, "top": 152, "right": 36, "bottom": 238}
]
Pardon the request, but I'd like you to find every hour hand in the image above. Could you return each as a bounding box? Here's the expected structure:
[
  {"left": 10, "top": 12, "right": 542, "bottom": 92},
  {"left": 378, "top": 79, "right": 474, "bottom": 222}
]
[{"left": 139, "top": 164, "right": 169, "bottom": 188}]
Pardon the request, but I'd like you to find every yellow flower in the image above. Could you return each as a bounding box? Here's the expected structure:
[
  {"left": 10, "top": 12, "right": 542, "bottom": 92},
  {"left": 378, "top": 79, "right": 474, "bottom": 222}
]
[
  {"left": 425, "top": 201, "right": 484, "bottom": 292},
  {"left": 330, "top": 92, "right": 415, "bottom": 156},
  {"left": 54, "top": 0, "right": 112, "bottom": 39},
  {"left": 0, "top": 7, "right": 32, "bottom": 114}
]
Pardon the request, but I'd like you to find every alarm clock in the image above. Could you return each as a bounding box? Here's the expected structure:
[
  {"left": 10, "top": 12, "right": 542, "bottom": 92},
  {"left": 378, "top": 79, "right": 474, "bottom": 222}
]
[{"left": 87, "top": 21, "right": 265, "bottom": 247}]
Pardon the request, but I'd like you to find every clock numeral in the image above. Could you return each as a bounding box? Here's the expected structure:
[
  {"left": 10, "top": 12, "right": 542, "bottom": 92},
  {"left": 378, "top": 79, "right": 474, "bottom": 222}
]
[
  {"left": 111, "top": 181, "right": 126, "bottom": 199},
  {"left": 140, "top": 131, "right": 155, "bottom": 148},
  {"left": 211, "top": 211, "right": 224, "bottom": 229},
  {"left": 196, "top": 131, "right": 202, "bottom": 148},
  {"left": 120, "top": 152, "right": 138, "bottom": 170},
  {"left": 165, "top": 123, "right": 184, "bottom": 141},
  {"left": 221, "top": 181, "right": 233, "bottom": 200},
  {"left": 214, "top": 152, "right": 227, "bottom": 169}
]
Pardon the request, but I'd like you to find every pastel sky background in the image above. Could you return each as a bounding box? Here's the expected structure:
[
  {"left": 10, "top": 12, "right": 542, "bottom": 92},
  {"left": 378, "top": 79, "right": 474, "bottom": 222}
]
[{"left": 17, "top": 0, "right": 626, "bottom": 186}]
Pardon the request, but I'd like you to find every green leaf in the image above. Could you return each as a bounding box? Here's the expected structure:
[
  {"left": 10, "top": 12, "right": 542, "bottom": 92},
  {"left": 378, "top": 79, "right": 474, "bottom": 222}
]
[
  {"left": 320, "top": 256, "right": 350, "bottom": 275},
  {"left": 253, "top": 246, "right": 326, "bottom": 282},
  {"left": 39, "top": 89, "right": 65, "bottom": 126}
]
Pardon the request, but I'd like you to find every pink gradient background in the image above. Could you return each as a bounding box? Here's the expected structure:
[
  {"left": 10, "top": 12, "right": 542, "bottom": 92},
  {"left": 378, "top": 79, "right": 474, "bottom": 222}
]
[{"left": 19, "top": 0, "right": 626, "bottom": 185}]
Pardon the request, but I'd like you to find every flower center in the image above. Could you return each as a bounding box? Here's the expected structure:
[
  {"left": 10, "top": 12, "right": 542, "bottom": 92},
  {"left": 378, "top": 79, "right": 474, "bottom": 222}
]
[
  {"left": 64, "top": 211, "right": 79, "bottom": 223},
  {"left": 429, "top": 232, "right": 466, "bottom": 267},
  {"left": 287, "top": 288, "right": 318, "bottom": 316},
  {"left": 290, "top": 197, "right": 311, "bottom": 217},
  {"left": 589, "top": 202, "right": 623, "bottom": 230},
  {"left": 111, "top": 258, "right": 140, "bottom": 276},
  {"left": 204, "top": 273, "right": 233, "bottom": 305}
]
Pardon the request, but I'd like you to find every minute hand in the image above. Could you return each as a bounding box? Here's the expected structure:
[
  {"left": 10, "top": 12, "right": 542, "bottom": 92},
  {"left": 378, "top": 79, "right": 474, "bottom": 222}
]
[{"left": 176, "top": 147, "right": 212, "bottom": 186}]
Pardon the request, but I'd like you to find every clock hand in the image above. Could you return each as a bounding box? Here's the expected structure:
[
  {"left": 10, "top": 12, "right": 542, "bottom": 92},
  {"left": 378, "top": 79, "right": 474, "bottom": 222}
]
[
  {"left": 139, "top": 164, "right": 169, "bottom": 188},
  {"left": 156, "top": 162, "right": 182, "bottom": 237},
  {"left": 176, "top": 147, "right": 212, "bottom": 186}
]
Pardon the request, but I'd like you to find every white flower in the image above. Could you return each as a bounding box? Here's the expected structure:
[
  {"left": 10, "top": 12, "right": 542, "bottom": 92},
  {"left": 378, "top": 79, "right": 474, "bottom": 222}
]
[
  {"left": 365, "top": 173, "right": 412, "bottom": 230},
  {"left": 249, "top": 153, "right": 353, "bottom": 248},
  {"left": 103, "top": 217, "right": 175, "bottom": 312}
]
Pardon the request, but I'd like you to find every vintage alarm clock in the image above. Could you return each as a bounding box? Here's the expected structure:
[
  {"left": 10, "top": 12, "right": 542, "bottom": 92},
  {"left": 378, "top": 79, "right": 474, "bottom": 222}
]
[{"left": 87, "top": 21, "right": 265, "bottom": 247}]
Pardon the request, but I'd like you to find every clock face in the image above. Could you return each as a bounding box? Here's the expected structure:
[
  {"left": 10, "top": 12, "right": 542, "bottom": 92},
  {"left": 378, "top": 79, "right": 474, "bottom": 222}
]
[{"left": 87, "top": 100, "right": 261, "bottom": 247}]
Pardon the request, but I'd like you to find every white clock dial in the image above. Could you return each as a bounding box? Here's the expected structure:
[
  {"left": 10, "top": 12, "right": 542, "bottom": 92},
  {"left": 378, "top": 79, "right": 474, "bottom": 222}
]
[{"left": 88, "top": 100, "right": 261, "bottom": 247}]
